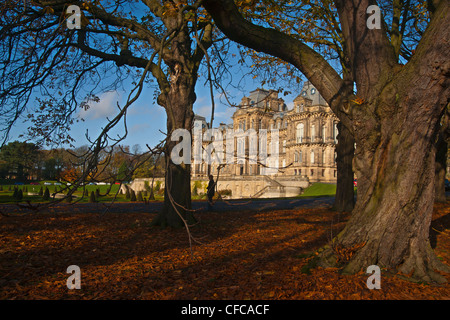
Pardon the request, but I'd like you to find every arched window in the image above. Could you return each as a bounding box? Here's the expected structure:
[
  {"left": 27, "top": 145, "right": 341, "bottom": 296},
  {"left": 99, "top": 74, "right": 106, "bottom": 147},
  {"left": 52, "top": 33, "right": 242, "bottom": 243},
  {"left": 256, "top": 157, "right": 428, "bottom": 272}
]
[
  {"left": 322, "top": 125, "right": 326, "bottom": 142},
  {"left": 296, "top": 123, "right": 304, "bottom": 143},
  {"left": 299, "top": 150, "right": 302, "bottom": 163},
  {"left": 237, "top": 138, "right": 245, "bottom": 163},
  {"left": 311, "top": 124, "right": 315, "bottom": 142},
  {"left": 311, "top": 150, "right": 315, "bottom": 164},
  {"left": 334, "top": 123, "right": 338, "bottom": 143}
]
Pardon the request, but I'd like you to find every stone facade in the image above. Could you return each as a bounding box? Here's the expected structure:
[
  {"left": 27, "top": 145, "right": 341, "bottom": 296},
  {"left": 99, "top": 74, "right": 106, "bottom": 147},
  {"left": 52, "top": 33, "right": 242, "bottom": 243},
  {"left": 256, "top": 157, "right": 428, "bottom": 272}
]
[
  {"left": 128, "top": 83, "right": 339, "bottom": 199},
  {"left": 192, "top": 82, "right": 339, "bottom": 186},
  {"left": 128, "top": 176, "right": 310, "bottom": 199}
]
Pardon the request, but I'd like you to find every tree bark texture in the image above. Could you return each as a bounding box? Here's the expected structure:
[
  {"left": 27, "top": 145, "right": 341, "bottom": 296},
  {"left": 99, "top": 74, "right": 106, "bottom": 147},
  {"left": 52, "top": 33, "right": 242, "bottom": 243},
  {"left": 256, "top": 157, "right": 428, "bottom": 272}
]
[
  {"left": 151, "top": 69, "right": 197, "bottom": 228},
  {"left": 151, "top": 22, "right": 205, "bottom": 228},
  {"left": 203, "top": 0, "right": 450, "bottom": 282},
  {"left": 333, "top": 121, "right": 355, "bottom": 212},
  {"left": 321, "top": 0, "right": 450, "bottom": 282},
  {"left": 434, "top": 108, "right": 449, "bottom": 203}
]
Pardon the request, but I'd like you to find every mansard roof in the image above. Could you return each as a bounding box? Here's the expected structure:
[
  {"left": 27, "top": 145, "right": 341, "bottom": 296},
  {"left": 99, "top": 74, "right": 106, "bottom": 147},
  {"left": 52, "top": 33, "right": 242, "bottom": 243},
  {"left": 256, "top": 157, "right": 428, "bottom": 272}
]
[
  {"left": 248, "top": 88, "right": 271, "bottom": 108},
  {"left": 295, "top": 81, "right": 328, "bottom": 106}
]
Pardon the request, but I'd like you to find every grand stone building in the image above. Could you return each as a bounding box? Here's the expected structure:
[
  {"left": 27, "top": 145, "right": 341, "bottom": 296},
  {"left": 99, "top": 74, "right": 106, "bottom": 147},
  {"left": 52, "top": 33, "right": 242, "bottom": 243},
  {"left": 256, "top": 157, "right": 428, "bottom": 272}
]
[
  {"left": 130, "top": 83, "right": 339, "bottom": 198},
  {"left": 192, "top": 82, "right": 339, "bottom": 185}
]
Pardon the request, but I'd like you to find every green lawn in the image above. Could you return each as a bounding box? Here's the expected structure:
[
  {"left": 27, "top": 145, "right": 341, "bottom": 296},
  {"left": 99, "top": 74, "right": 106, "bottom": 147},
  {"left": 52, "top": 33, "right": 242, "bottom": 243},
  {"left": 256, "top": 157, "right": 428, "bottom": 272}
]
[
  {"left": 0, "top": 183, "right": 164, "bottom": 203},
  {"left": 297, "top": 183, "right": 337, "bottom": 198},
  {"left": 297, "top": 182, "right": 358, "bottom": 199}
]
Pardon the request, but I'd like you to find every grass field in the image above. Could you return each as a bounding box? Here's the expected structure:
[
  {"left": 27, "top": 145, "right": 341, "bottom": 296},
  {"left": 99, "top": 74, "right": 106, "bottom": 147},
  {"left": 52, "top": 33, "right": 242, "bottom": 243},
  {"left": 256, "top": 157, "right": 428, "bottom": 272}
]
[
  {"left": 1, "top": 181, "right": 354, "bottom": 204},
  {"left": 297, "top": 183, "right": 338, "bottom": 198},
  {"left": 0, "top": 182, "right": 164, "bottom": 203},
  {"left": 297, "top": 182, "right": 358, "bottom": 198}
]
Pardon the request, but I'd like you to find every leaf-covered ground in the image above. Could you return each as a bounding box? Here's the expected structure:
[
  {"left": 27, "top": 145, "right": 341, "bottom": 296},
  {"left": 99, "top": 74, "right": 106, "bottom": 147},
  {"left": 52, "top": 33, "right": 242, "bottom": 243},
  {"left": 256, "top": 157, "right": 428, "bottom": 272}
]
[{"left": 0, "top": 201, "right": 449, "bottom": 300}]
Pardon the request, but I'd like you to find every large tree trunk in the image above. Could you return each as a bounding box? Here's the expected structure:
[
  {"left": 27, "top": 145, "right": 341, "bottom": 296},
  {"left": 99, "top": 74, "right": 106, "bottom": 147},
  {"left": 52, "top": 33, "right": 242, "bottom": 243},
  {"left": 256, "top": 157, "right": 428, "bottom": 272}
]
[
  {"left": 316, "top": 0, "right": 450, "bottom": 283},
  {"left": 157, "top": 153, "right": 195, "bottom": 228},
  {"left": 202, "top": 0, "right": 450, "bottom": 282},
  {"left": 435, "top": 108, "right": 449, "bottom": 203},
  {"left": 151, "top": 23, "right": 198, "bottom": 228},
  {"left": 333, "top": 119, "right": 355, "bottom": 212},
  {"left": 332, "top": 74, "right": 356, "bottom": 213},
  {"left": 320, "top": 96, "right": 449, "bottom": 283},
  {"left": 151, "top": 75, "right": 196, "bottom": 228}
]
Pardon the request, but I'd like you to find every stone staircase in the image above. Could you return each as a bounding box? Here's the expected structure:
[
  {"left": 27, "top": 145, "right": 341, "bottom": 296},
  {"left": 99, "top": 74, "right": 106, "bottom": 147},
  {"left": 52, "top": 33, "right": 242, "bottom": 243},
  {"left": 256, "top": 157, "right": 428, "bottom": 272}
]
[{"left": 251, "top": 175, "right": 308, "bottom": 198}]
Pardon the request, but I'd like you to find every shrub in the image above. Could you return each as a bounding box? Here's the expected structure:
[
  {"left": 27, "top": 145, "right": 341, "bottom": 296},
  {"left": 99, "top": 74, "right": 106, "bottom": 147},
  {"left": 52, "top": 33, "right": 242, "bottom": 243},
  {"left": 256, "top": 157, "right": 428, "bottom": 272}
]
[
  {"left": 38, "top": 186, "right": 43, "bottom": 196},
  {"left": 130, "top": 189, "right": 136, "bottom": 202},
  {"left": 149, "top": 189, "right": 155, "bottom": 200},
  {"left": 137, "top": 191, "right": 143, "bottom": 202},
  {"left": 16, "top": 189, "right": 23, "bottom": 201},
  {"left": 89, "top": 191, "right": 96, "bottom": 203},
  {"left": 125, "top": 187, "right": 130, "bottom": 199},
  {"left": 218, "top": 189, "right": 232, "bottom": 196},
  {"left": 43, "top": 187, "right": 50, "bottom": 200},
  {"left": 192, "top": 184, "right": 198, "bottom": 196}
]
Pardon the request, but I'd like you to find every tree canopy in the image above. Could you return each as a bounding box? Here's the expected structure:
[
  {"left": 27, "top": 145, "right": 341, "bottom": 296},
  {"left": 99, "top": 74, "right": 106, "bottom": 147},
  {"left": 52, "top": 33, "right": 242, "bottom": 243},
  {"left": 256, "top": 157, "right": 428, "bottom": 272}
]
[{"left": 203, "top": 0, "right": 450, "bottom": 283}]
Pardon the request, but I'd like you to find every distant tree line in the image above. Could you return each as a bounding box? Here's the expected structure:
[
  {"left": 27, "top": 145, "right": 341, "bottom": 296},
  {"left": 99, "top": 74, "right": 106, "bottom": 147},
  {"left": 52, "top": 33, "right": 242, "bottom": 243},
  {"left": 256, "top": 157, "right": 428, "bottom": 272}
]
[{"left": 0, "top": 141, "right": 165, "bottom": 183}]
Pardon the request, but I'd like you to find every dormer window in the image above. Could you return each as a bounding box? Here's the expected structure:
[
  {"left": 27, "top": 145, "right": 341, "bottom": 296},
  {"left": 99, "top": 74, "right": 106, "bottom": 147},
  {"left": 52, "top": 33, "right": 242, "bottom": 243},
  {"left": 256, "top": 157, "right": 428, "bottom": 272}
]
[{"left": 311, "top": 88, "right": 316, "bottom": 95}]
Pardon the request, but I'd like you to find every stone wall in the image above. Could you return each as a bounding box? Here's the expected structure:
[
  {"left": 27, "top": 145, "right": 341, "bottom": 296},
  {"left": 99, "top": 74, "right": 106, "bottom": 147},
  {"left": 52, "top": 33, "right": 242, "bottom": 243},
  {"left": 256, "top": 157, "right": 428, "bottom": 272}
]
[{"left": 126, "top": 175, "right": 310, "bottom": 199}]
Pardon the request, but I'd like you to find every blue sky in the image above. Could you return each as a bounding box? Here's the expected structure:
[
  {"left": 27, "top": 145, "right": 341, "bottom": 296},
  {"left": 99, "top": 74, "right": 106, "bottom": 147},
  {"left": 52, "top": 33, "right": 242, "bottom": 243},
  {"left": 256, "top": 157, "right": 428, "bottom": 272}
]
[
  {"left": 69, "top": 75, "right": 298, "bottom": 151},
  {"left": 5, "top": 22, "right": 314, "bottom": 153},
  {"left": 8, "top": 62, "right": 300, "bottom": 151}
]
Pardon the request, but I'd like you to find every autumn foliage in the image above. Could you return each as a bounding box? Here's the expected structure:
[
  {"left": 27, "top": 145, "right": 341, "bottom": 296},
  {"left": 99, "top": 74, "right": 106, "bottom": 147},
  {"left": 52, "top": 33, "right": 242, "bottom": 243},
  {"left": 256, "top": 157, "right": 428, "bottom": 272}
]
[
  {"left": 0, "top": 202, "right": 448, "bottom": 300},
  {"left": 59, "top": 167, "right": 79, "bottom": 183}
]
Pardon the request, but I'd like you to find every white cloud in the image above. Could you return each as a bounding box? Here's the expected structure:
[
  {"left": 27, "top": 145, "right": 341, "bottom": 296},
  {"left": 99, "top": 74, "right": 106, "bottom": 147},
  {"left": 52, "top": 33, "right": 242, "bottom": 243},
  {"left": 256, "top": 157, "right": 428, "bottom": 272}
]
[
  {"left": 194, "top": 104, "right": 213, "bottom": 118},
  {"left": 194, "top": 101, "right": 236, "bottom": 127},
  {"left": 79, "top": 91, "right": 120, "bottom": 120}
]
